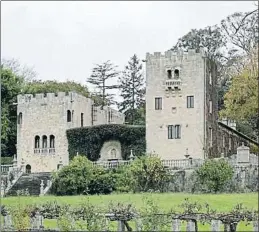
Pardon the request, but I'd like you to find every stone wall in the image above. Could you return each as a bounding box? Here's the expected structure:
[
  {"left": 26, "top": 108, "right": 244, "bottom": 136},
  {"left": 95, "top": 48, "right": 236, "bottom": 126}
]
[
  {"left": 17, "top": 92, "right": 124, "bottom": 173},
  {"left": 145, "top": 49, "right": 218, "bottom": 160}
]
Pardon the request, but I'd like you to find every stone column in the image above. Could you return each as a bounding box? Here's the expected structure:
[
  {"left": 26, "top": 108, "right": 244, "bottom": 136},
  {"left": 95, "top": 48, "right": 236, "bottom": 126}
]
[{"left": 39, "top": 180, "right": 44, "bottom": 196}]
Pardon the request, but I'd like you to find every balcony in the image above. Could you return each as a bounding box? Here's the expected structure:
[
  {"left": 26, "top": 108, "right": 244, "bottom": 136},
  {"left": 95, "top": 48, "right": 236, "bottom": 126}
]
[
  {"left": 33, "top": 148, "right": 55, "bottom": 155},
  {"left": 164, "top": 79, "right": 182, "bottom": 90}
]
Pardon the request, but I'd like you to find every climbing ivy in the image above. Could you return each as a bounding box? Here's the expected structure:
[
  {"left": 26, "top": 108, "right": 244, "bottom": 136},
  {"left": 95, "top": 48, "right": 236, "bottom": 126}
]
[{"left": 66, "top": 124, "right": 145, "bottom": 161}]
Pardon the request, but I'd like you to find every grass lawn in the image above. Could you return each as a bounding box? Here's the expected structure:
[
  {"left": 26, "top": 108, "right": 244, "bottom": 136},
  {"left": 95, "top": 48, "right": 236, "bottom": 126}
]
[{"left": 1, "top": 192, "right": 258, "bottom": 231}]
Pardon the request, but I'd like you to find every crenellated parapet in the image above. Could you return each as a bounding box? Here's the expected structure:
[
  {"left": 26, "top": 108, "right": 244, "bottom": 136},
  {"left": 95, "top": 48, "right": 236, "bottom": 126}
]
[
  {"left": 146, "top": 48, "right": 207, "bottom": 62},
  {"left": 17, "top": 91, "right": 93, "bottom": 105}
]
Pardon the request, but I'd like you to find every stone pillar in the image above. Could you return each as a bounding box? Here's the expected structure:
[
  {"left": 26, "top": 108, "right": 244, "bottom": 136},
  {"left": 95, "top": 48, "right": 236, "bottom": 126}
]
[
  {"left": 21, "top": 159, "right": 25, "bottom": 173},
  {"left": 1, "top": 180, "right": 5, "bottom": 197},
  {"left": 211, "top": 220, "right": 221, "bottom": 232},
  {"left": 40, "top": 180, "right": 44, "bottom": 196},
  {"left": 172, "top": 219, "right": 180, "bottom": 232},
  {"left": 117, "top": 221, "right": 125, "bottom": 231},
  {"left": 3, "top": 215, "right": 13, "bottom": 230},
  {"left": 186, "top": 220, "right": 196, "bottom": 232},
  {"left": 31, "top": 211, "right": 44, "bottom": 230}
]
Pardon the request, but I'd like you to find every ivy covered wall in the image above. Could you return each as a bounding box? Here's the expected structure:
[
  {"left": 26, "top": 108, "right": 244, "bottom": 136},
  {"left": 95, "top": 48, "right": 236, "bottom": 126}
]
[{"left": 66, "top": 124, "right": 146, "bottom": 161}]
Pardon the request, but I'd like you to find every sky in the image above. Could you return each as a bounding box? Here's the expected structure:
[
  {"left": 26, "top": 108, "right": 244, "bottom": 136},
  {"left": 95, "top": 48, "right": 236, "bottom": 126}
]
[{"left": 1, "top": 1, "right": 256, "bottom": 102}]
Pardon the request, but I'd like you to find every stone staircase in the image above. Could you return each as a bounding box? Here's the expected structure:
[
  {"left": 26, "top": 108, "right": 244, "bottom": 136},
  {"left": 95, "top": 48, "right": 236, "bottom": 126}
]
[{"left": 6, "top": 172, "right": 52, "bottom": 196}]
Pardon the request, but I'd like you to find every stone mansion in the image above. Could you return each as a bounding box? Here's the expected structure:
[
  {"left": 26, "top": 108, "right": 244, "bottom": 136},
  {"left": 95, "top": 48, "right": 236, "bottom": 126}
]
[{"left": 16, "top": 48, "right": 258, "bottom": 173}]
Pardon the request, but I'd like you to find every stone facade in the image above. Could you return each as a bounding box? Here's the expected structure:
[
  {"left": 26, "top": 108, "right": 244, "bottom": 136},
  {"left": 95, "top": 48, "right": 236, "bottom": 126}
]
[
  {"left": 16, "top": 92, "right": 124, "bottom": 173},
  {"left": 145, "top": 49, "right": 218, "bottom": 160}
]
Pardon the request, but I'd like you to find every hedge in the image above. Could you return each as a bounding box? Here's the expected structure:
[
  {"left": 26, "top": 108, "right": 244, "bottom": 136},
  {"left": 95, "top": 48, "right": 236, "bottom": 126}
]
[{"left": 66, "top": 124, "right": 146, "bottom": 161}]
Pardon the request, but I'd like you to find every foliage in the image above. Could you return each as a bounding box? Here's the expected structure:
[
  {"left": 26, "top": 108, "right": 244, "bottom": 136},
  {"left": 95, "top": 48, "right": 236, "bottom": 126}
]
[
  {"left": 51, "top": 156, "right": 96, "bottom": 195},
  {"left": 9, "top": 206, "right": 30, "bottom": 231},
  {"left": 118, "top": 54, "right": 145, "bottom": 125},
  {"left": 1, "top": 67, "right": 25, "bottom": 157},
  {"left": 127, "top": 155, "right": 171, "bottom": 193},
  {"left": 196, "top": 159, "right": 234, "bottom": 193},
  {"left": 66, "top": 124, "right": 145, "bottom": 161},
  {"left": 87, "top": 60, "right": 120, "bottom": 107},
  {"left": 22, "top": 79, "right": 90, "bottom": 98},
  {"left": 220, "top": 47, "right": 258, "bottom": 136},
  {"left": 51, "top": 156, "right": 119, "bottom": 196},
  {"left": 2, "top": 198, "right": 258, "bottom": 232},
  {"left": 1, "top": 156, "right": 13, "bottom": 164}
]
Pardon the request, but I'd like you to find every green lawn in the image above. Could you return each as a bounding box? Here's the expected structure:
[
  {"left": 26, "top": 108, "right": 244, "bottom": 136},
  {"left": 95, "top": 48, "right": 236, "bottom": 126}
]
[{"left": 2, "top": 192, "right": 258, "bottom": 231}]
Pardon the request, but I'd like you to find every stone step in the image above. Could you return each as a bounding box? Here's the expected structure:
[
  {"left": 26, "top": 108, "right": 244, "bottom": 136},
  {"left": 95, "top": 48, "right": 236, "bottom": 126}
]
[{"left": 6, "top": 173, "right": 52, "bottom": 196}]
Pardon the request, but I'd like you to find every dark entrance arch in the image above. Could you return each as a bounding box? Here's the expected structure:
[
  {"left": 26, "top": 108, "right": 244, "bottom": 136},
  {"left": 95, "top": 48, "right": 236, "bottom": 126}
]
[{"left": 25, "top": 164, "right": 31, "bottom": 174}]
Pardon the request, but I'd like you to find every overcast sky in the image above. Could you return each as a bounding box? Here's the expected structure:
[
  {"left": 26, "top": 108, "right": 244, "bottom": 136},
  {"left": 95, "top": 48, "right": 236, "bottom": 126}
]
[{"left": 1, "top": 1, "right": 256, "bottom": 99}]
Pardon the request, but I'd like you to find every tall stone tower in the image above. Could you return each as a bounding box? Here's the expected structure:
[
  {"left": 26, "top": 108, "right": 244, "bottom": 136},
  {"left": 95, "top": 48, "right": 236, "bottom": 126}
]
[{"left": 145, "top": 49, "right": 218, "bottom": 160}]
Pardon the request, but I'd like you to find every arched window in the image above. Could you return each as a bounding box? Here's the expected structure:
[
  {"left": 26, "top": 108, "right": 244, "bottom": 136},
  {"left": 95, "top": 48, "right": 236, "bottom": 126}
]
[
  {"left": 42, "top": 135, "right": 47, "bottom": 148},
  {"left": 174, "top": 69, "right": 179, "bottom": 79},
  {"left": 50, "top": 135, "right": 55, "bottom": 148},
  {"left": 17, "top": 112, "right": 23, "bottom": 124},
  {"left": 34, "top": 136, "right": 40, "bottom": 149},
  {"left": 111, "top": 148, "right": 117, "bottom": 159},
  {"left": 67, "top": 110, "right": 72, "bottom": 122},
  {"left": 26, "top": 164, "right": 31, "bottom": 174},
  {"left": 167, "top": 70, "right": 172, "bottom": 79}
]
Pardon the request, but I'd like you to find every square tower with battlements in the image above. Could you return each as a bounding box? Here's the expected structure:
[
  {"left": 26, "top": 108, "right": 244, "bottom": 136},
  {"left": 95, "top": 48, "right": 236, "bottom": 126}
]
[
  {"left": 16, "top": 91, "right": 125, "bottom": 173},
  {"left": 145, "top": 49, "right": 218, "bottom": 160}
]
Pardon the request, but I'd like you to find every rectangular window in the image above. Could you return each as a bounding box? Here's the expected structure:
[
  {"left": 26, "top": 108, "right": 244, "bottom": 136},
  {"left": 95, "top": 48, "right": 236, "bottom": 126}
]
[
  {"left": 209, "top": 100, "right": 212, "bottom": 114},
  {"left": 209, "top": 128, "right": 213, "bottom": 147},
  {"left": 168, "top": 125, "right": 174, "bottom": 139},
  {"left": 175, "top": 125, "right": 181, "bottom": 139},
  {"left": 209, "top": 71, "right": 212, "bottom": 85},
  {"left": 155, "top": 97, "right": 162, "bottom": 110},
  {"left": 81, "top": 113, "right": 84, "bottom": 127},
  {"left": 187, "top": 96, "right": 194, "bottom": 108},
  {"left": 168, "top": 125, "right": 181, "bottom": 139}
]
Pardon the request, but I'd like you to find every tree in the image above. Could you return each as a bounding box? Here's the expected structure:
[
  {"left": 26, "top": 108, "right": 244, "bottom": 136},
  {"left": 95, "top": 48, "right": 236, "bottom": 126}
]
[
  {"left": 87, "top": 61, "right": 120, "bottom": 108},
  {"left": 22, "top": 80, "right": 90, "bottom": 97},
  {"left": 1, "top": 58, "right": 37, "bottom": 82},
  {"left": 118, "top": 54, "right": 145, "bottom": 124},
  {"left": 196, "top": 159, "right": 234, "bottom": 193},
  {"left": 220, "top": 47, "right": 258, "bottom": 137},
  {"left": 128, "top": 155, "right": 171, "bottom": 192},
  {"left": 1, "top": 67, "right": 25, "bottom": 157}
]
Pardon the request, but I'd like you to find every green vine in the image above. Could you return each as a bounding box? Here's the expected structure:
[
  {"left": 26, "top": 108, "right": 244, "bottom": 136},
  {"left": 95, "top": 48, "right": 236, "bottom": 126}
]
[{"left": 66, "top": 124, "right": 145, "bottom": 161}]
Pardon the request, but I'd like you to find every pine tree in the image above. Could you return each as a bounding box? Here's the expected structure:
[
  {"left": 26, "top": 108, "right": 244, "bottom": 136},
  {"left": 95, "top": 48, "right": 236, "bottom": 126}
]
[
  {"left": 87, "top": 60, "right": 119, "bottom": 108},
  {"left": 118, "top": 54, "right": 145, "bottom": 124}
]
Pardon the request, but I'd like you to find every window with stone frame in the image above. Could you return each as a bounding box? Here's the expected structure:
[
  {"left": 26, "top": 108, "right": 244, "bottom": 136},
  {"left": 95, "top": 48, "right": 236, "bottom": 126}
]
[
  {"left": 42, "top": 135, "right": 48, "bottom": 148},
  {"left": 167, "top": 70, "right": 172, "bottom": 79},
  {"left": 174, "top": 69, "right": 180, "bottom": 79},
  {"left": 81, "top": 113, "right": 84, "bottom": 127},
  {"left": 155, "top": 97, "right": 162, "bottom": 110},
  {"left": 50, "top": 135, "right": 55, "bottom": 148},
  {"left": 168, "top": 125, "right": 181, "bottom": 139},
  {"left": 18, "top": 112, "right": 23, "bottom": 124},
  {"left": 34, "top": 136, "right": 40, "bottom": 149},
  {"left": 67, "top": 110, "right": 72, "bottom": 122},
  {"left": 187, "top": 96, "right": 194, "bottom": 108}
]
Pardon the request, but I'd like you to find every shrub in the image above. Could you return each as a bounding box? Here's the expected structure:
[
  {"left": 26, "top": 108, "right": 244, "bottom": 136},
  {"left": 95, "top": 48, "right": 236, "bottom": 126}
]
[
  {"left": 66, "top": 124, "right": 145, "bottom": 161},
  {"left": 127, "top": 155, "right": 171, "bottom": 192},
  {"left": 195, "top": 159, "right": 234, "bottom": 193},
  {"left": 51, "top": 156, "right": 95, "bottom": 195}
]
